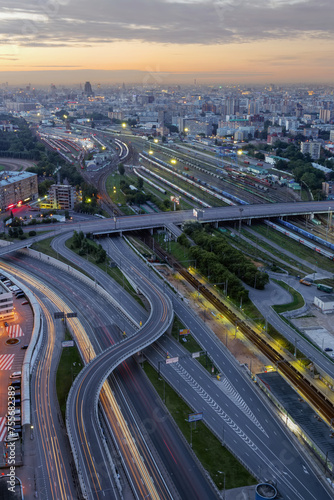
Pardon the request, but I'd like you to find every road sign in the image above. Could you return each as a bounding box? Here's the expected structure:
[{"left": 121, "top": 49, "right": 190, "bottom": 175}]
[
  {"left": 54, "top": 312, "right": 65, "bottom": 319},
  {"left": 62, "top": 340, "right": 74, "bottom": 347},
  {"left": 179, "top": 329, "right": 190, "bottom": 336},
  {"left": 188, "top": 412, "right": 203, "bottom": 423},
  {"left": 166, "top": 356, "right": 179, "bottom": 364},
  {"left": 192, "top": 352, "right": 200, "bottom": 359},
  {"left": 67, "top": 312, "right": 77, "bottom": 318}
]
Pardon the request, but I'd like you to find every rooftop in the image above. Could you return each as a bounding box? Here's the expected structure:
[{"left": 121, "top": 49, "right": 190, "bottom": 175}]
[
  {"left": 257, "top": 371, "right": 334, "bottom": 466},
  {"left": 0, "top": 171, "right": 36, "bottom": 187}
]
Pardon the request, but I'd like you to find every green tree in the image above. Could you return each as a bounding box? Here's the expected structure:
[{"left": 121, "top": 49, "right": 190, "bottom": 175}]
[
  {"left": 118, "top": 163, "right": 125, "bottom": 176},
  {"left": 137, "top": 176, "right": 144, "bottom": 189}
]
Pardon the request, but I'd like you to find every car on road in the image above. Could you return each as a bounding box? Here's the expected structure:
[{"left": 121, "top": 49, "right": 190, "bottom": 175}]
[
  {"left": 10, "top": 371, "right": 21, "bottom": 379},
  {"left": 325, "top": 348, "right": 333, "bottom": 352},
  {"left": 4, "top": 321, "right": 8, "bottom": 327},
  {"left": 21, "top": 345, "right": 28, "bottom": 350},
  {"left": 21, "top": 301, "right": 29, "bottom": 305}
]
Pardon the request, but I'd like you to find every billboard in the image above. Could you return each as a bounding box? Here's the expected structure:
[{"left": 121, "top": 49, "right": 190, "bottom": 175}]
[
  {"left": 62, "top": 340, "right": 74, "bottom": 347},
  {"left": 188, "top": 412, "right": 203, "bottom": 423},
  {"left": 165, "top": 356, "right": 179, "bottom": 364},
  {"left": 179, "top": 329, "right": 190, "bottom": 336},
  {"left": 192, "top": 352, "right": 200, "bottom": 359},
  {"left": 67, "top": 312, "right": 78, "bottom": 318},
  {"left": 54, "top": 312, "right": 65, "bottom": 319}
]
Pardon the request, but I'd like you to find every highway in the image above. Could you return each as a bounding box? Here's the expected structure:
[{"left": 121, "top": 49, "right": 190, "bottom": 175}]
[
  {"left": 104, "top": 236, "right": 333, "bottom": 500},
  {"left": 3, "top": 249, "right": 219, "bottom": 499},
  {"left": 50, "top": 234, "right": 219, "bottom": 499},
  {"left": 5, "top": 230, "right": 333, "bottom": 499},
  {"left": 64, "top": 238, "right": 175, "bottom": 499}
]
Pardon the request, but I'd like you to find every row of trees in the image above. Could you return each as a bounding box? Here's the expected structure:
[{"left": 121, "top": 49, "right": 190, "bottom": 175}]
[
  {"left": 179, "top": 222, "right": 269, "bottom": 297},
  {"left": 71, "top": 231, "right": 107, "bottom": 263}
]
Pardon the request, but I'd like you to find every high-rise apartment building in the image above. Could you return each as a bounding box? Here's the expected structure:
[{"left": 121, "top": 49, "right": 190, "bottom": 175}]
[
  {"left": 84, "top": 81, "right": 93, "bottom": 96},
  {"left": 300, "top": 141, "right": 321, "bottom": 159}
]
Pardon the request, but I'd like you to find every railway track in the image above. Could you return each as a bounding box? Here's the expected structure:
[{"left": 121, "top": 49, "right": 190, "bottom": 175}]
[
  {"left": 92, "top": 139, "right": 135, "bottom": 217},
  {"left": 142, "top": 234, "right": 334, "bottom": 425}
]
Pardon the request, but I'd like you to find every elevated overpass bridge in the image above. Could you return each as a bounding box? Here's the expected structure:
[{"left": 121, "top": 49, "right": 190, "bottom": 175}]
[
  {"left": 0, "top": 201, "right": 331, "bottom": 257},
  {"left": 92, "top": 200, "right": 333, "bottom": 236}
]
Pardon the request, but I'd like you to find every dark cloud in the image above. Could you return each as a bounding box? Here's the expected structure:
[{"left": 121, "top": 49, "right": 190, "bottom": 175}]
[{"left": 0, "top": 0, "right": 332, "bottom": 47}]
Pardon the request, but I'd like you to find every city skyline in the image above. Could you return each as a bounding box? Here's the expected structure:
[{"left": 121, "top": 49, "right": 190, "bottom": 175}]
[{"left": 0, "top": 0, "right": 333, "bottom": 85}]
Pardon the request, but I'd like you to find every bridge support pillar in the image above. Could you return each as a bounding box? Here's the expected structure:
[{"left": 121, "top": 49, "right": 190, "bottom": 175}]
[
  {"left": 214, "top": 221, "right": 218, "bottom": 229},
  {"left": 150, "top": 228, "right": 154, "bottom": 235},
  {"left": 247, "top": 219, "right": 252, "bottom": 226}
]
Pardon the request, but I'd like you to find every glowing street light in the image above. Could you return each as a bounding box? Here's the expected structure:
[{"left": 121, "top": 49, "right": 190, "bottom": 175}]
[
  {"left": 154, "top": 138, "right": 159, "bottom": 143},
  {"left": 171, "top": 159, "right": 177, "bottom": 165},
  {"left": 148, "top": 150, "right": 154, "bottom": 155},
  {"left": 121, "top": 123, "right": 127, "bottom": 128}
]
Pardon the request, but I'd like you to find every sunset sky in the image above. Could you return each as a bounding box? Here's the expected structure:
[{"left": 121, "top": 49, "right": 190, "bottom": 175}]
[{"left": 0, "top": 0, "right": 333, "bottom": 85}]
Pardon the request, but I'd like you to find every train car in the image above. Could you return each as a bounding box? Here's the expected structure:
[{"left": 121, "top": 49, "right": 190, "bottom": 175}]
[
  {"left": 278, "top": 219, "right": 334, "bottom": 251},
  {"left": 265, "top": 220, "right": 334, "bottom": 260}
]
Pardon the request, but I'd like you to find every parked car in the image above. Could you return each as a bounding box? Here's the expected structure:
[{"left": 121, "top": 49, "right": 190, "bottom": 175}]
[
  {"left": 10, "top": 372, "right": 21, "bottom": 379},
  {"left": 21, "top": 345, "right": 28, "bottom": 350},
  {"left": 325, "top": 348, "right": 333, "bottom": 352}
]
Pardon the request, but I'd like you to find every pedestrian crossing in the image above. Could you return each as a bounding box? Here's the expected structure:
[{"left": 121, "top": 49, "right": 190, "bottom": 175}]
[
  {"left": 7, "top": 325, "right": 24, "bottom": 338},
  {"left": 0, "top": 354, "right": 15, "bottom": 370},
  {"left": 0, "top": 417, "right": 6, "bottom": 442}
]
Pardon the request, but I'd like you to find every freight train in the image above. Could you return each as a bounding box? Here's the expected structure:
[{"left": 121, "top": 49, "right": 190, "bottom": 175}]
[{"left": 265, "top": 220, "right": 334, "bottom": 260}]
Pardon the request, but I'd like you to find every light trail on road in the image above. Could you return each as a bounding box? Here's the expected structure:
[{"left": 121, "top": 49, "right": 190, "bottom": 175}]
[{"left": 0, "top": 263, "right": 75, "bottom": 500}]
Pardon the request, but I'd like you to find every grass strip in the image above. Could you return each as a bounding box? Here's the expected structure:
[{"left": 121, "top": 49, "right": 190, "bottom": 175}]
[
  {"left": 143, "top": 361, "right": 256, "bottom": 490},
  {"left": 251, "top": 223, "right": 334, "bottom": 273},
  {"left": 56, "top": 330, "right": 83, "bottom": 420},
  {"left": 241, "top": 229, "right": 312, "bottom": 274},
  {"left": 31, "top": 235, "right": 92, "bottom": 278},
  {"left": 272, "top": 280, "right": 305, "bottom": 313}
]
